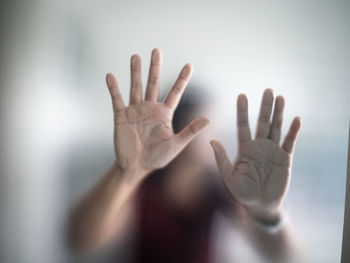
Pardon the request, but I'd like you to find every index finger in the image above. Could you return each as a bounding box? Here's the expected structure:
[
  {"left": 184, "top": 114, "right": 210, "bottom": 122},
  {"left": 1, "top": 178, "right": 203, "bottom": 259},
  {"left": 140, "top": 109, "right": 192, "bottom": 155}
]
[
  {"left": 106, "top": 73, "right": 125, "bottom": 111},
  {"left": 163, "top": 63, "right": 193, "bottom": 110}
]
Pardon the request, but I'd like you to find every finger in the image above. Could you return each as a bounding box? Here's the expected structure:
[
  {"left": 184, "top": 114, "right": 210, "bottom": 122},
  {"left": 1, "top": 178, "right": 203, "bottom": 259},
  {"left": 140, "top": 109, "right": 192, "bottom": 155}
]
[
  {"left": 256, "top": 89, "right": 274, "bottom": 139},
  {"left": 269, "top": 96, "right": 285, "bottom": 144},
  {"left": 145, "top": 48, "right": 163, "bottom": 102},
  {"left": 129, "top": 54, "right": 142, "bottom": 105},
  {"left": 106, "top": 73, "right": 125, "bottom": 111},
  {"left": 237, "top": 94, "right": 251, "bottom": 145},
  {"left": 163, "top": 63, "right": 193, "bottom": 110},
  {"left": 173, "top": 117, "right": 209, "bottom": 153},
  {"left": 210, "top": 140, "right": 233, "bottom": 180},
  {"left": 282, "top": 117, "right": 301, "bottom": 154}
]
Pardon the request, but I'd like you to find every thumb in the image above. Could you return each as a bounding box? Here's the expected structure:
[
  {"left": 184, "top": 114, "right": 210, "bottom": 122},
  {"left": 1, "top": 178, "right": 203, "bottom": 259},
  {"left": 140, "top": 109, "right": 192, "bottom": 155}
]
[
  {"left": 210, "top": 140, "right": 233, "bottom": 181},
  {"left": 173, "top": 117, "right": 210, "bottom": 154}
]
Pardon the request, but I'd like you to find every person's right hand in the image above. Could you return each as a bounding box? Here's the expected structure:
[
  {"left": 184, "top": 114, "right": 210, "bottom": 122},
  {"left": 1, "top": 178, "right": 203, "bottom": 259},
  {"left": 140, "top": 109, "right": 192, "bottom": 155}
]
[{"left": 106, "top": 49, "right": 209, "bottom": 181}]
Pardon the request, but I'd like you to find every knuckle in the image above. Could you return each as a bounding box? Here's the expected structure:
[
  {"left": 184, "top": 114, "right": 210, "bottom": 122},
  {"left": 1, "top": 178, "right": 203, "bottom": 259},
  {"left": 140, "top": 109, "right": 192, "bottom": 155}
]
[
  {"left": 131, "top": 83, "right": 142, "bottom": 90},
  {"left": 238, "top": 118, "right": 249, "bottom": 126},
  {"left": 131, "top": 66, "right": 140, "bottom": 72},
  {"left": 286, "top": 135, "right": 294, "bottom": 142},
  {"left": 188, "top": 124, "right": 196, "bottom": 135},
  {"left": 274, "top": 119, "right": 282, "bottom": 128},
  {"left": 259, "top": 116, "right": 270, "bottom": 123},
  {"left": 151, "top": 61, "right": 161, "bottom": 66},
  {"left": 111, "top": 94, "right": 120, "bottom": 100},
  {"left": 237, "top": 108, "right": 247, "bottom": 113},
  {"left": 149, "top": 76, "right": 158, "bottom": 85},
  {"left": 171, "top": 85, "right": 183, "bottom": 95}
]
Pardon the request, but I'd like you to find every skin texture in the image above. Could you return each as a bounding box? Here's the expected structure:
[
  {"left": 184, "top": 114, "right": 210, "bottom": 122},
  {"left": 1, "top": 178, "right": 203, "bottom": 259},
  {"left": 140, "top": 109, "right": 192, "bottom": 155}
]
[
  {"left": 211, "top": 89, "right": 301, "bottom": 223},
  {"left": 106, "top": 48, "right": 210, "bottom": 183}
]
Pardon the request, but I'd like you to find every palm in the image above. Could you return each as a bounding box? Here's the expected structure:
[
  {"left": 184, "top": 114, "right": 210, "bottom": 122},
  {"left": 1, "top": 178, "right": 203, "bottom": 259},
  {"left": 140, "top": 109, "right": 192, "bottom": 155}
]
[
  {"left": 232, "top": 139, "right": 290, "bottom": 207},
  {"left": 211, "top": 90, "right": 301, "bottom": 214},
  {"left": 106, "top": 49, "right": 209, "bottom": 176},
  {"left": 114, "top": 102, "right": 175, "bottom": 171}
]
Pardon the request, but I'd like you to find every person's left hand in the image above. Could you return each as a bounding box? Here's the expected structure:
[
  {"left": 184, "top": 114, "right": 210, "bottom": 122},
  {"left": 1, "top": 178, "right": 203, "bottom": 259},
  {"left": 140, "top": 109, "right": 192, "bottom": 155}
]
[{"left": 211, "top": 89, "right": 301, "bottom": 223}]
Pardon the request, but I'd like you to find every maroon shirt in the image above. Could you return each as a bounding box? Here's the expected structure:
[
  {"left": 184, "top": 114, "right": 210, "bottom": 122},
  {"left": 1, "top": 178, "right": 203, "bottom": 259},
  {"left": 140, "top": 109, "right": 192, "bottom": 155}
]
[{"left": 130, "top": 169, "right": 236, "bottom": 263}]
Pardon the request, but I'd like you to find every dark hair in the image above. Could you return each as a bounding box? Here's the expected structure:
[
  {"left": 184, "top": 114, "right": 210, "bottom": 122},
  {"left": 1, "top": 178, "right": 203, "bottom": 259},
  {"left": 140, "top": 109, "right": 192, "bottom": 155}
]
[{"left": 171, "top": 86, "right": 208, "bottom": 133}]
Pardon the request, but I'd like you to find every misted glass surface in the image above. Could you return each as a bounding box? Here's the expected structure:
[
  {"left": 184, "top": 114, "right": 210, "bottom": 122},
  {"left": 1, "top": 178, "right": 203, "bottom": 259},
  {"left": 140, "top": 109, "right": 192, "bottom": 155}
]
[{"left": 1, "top": 1, "right": 349, "bottom": 263}]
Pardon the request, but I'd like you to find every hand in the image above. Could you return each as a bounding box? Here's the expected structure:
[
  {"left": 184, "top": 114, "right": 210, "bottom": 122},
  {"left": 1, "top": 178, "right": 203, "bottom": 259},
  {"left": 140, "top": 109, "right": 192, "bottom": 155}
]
[
  {"left": 106, "top": 49, "right": 209, "bottom": 181},
  {"left": 211, "top": 89, "right": 301, "bottom": 222}
]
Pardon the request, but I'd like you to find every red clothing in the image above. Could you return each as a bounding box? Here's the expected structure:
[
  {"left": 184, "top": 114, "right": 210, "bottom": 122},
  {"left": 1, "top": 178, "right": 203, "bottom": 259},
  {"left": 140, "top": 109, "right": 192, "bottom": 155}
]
[{"left": 130, "top": 170, "right": 236, "bottom": 263}]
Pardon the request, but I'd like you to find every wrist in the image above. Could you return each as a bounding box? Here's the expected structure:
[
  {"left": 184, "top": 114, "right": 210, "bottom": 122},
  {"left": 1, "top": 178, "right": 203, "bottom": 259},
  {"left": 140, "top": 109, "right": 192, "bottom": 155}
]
[
  {"left": 113, "top": 162, "right": 151, "bottom": 186},
  {"left": 243, "top": 205, "right": 286, "bottom": 234},
  {"left": 245, "top": 205, "right": 283, "bottom": 226}
]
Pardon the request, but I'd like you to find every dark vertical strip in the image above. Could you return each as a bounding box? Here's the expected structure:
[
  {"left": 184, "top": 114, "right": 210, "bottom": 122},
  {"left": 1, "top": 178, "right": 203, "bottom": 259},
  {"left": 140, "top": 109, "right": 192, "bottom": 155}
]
[{"left": 341, "top": 121, "right": 350, "bottom": 262}]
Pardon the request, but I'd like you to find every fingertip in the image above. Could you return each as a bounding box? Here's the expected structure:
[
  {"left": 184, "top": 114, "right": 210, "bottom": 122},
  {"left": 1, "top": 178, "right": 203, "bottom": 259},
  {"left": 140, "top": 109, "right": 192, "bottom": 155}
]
[
  {"left": 185, "top": 63, "right": 193, "bottom": 70},
  {"left": 151, "top": 48, "right": 163, "bottom": 63},
  {"left": 237, "top": 93, "right": 248, "bottom": 108},
  {"left": 294, "top": 116, "right": 302, "bottom": 128},
  {"left": 237, "top": 93, "right": 248, "bottom": 100},
  {"left": 275, "top": 95, "right": 285, "bottom": 109},
  {"left": 276, "top": 95, "right": 285, "bottom": 103},
  {"left": 196, "top": 117, "right": 210, "bottom": 130},
  {"left": 210, "top": 139, "right": 218, "bottom": 146},
  {"left": 106, "top": 73, "right": 114, "bottom": 87},
  {"left": 210, "top": 140, "right": 219, "bottom": 152},
  {"left": 181, "top": 63, "right": 193, "bottom": 79},
  {"left": 264, "top": 88, "right": 274, "bottom": 96},
  {"left": 152, "top": 47, "right": 162, "bottom": 54},
  {"left": 185, "top": 63, "right": 194, "bottom": 73},
  {"left": 209, "top": 140, "right": 228, "bottom": 162},
  {"left": 201, "top": 117, "right": 210, "bottom": 125},
  {"left": 131, "top": 54, "right": 141, "bottom": 64},
  {"left": 210, "top": 139, "right": 223, "bottom": 151}
]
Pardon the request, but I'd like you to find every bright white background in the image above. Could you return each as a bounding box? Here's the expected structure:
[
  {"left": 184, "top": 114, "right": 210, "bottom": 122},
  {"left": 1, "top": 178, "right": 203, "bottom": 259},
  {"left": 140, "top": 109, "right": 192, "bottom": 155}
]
[{"left": 1, "top": 0, "right": 349, "bottom": 262}]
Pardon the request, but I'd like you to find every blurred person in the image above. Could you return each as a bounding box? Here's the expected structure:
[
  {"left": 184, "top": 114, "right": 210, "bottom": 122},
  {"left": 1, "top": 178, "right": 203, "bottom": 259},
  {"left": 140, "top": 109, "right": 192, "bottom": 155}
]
[{"left": 67, "top": 48, "right": 301, "bottom": 263}]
